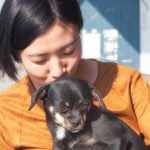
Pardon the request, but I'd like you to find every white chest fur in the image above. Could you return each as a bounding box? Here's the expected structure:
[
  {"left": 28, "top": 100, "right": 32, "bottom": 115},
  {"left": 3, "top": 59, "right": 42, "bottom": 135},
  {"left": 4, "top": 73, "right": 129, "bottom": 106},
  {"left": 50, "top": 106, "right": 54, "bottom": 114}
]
[{"left": 56, "top": 126, "right": 66, "bottom": 140}]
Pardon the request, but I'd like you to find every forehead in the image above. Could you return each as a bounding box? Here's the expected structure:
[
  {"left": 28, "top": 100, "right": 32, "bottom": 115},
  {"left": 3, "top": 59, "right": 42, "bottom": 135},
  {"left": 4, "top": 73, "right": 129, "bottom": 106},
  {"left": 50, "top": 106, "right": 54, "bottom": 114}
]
[
  {"left": 49, "top": 80, "right": 92, "bottom": 104},
  {"left": 22, "top": 22, "right": 79, "bottom": 54}
]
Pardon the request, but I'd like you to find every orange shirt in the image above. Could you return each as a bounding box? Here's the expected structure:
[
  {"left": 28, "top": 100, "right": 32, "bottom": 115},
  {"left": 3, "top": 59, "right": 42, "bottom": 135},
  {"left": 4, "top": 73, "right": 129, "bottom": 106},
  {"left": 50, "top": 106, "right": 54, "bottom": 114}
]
[{"left": 0, "top": 61, "right": 150, "bottom": 149}]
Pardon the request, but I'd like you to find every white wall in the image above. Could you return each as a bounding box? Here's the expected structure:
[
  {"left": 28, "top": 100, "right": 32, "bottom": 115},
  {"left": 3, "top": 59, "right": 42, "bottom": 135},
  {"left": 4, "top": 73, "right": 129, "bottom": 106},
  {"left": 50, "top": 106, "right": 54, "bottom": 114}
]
[{"left": 140, "top": 0, "right": 150, "bottom": 75}]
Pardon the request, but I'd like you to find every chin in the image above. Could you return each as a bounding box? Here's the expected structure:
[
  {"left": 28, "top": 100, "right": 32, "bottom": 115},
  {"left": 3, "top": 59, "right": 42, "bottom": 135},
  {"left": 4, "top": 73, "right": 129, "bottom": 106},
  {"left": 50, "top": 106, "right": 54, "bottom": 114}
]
[{"left": 68, "top": 127, "right": 84, "bottom": 133}]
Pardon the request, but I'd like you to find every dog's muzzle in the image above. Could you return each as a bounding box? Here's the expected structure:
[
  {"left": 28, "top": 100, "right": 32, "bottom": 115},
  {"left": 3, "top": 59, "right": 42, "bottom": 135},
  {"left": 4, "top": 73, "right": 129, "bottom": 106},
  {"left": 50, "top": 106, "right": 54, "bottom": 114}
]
[{"left": 64, "top": 118, "right": 85, "bottom": 133}]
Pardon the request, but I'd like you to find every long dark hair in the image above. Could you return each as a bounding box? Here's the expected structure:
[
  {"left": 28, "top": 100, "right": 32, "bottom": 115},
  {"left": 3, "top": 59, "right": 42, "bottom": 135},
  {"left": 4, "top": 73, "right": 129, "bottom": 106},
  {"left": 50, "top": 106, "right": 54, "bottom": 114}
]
[{"left": 0, "top": 0, "right": 83, "bottom": 80}]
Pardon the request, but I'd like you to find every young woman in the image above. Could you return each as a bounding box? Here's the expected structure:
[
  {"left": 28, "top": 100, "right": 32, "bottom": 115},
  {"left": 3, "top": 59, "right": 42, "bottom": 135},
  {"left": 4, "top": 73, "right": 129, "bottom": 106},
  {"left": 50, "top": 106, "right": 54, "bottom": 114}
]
[{"left": 0, "top": 0, "right": 149, "bottom": 149}]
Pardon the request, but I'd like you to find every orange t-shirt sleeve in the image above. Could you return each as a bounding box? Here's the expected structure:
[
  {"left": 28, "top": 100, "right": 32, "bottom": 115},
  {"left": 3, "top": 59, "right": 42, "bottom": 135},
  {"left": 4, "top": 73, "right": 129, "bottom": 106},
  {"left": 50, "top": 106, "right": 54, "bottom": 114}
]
[
  {"left": 0, "top": 111, "right": 14, "bottom": 150},
  {"left": 131, "top": 72, "right": 150, "bottom": 147}
]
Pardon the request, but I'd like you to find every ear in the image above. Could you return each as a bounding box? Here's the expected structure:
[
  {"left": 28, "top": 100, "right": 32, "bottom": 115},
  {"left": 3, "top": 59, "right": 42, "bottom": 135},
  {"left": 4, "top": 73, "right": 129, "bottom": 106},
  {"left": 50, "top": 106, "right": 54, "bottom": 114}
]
[
  {"left": 88, "top": 83, "right": 106, "bottom": 111},
  {"left": 28, "top": 84, "right": 50, "bottom": 111}
]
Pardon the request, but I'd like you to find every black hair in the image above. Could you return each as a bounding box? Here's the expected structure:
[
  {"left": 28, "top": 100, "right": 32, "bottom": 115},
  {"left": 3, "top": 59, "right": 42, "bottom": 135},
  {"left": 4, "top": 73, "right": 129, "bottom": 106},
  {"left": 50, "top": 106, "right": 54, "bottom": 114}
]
[{"left": 0, "top": 0, "right": 83, "bottom": 80}]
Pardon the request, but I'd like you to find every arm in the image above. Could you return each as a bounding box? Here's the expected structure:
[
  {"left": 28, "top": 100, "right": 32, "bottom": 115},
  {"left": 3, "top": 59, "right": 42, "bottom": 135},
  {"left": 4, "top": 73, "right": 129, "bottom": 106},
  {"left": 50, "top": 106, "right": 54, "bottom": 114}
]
[
  {"left": 0, "top": 111, "right": 14, "bottom": 150},
  {"left": 130, "top": 71, "right": 150, "bottom": 147}
]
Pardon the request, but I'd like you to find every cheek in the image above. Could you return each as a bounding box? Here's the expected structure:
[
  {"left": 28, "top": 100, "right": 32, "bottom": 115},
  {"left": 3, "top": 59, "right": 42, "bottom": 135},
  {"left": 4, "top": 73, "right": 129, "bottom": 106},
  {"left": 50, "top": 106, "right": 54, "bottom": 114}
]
[
  {"left": 20, "top": 53, "right": 46, "bottom": 75},
  {"left": 20, "top": 57, "right": 49, "bottom": 87},
  {"left": 22, "top": 60, "right": 47, "bottom": 77}
]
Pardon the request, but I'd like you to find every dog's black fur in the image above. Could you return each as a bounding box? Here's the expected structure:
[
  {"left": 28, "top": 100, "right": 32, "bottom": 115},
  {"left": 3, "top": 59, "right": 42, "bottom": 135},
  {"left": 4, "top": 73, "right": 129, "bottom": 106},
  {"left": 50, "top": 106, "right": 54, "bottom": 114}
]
[{"left": 29, "top": 77, "right": 147, "bottom": 150}]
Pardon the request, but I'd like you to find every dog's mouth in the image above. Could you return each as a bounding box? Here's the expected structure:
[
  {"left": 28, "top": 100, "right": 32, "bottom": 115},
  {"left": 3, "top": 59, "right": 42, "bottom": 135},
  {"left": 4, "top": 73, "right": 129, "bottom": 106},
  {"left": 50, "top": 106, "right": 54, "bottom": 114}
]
[
  {"left": 52, "top": 110, "right": 87, "bottom": 133},
  {"left": 66, "top": 123, "right": 85, "bottom": 133},
  {"left": 63, "top": 119, "right": 85, "bottom": 133},
  {"left": 69, "top": 128, "right": 82, "bottom": 133},
  {"left": 56, "top": 118, "right": 85, "bottom": 133}
]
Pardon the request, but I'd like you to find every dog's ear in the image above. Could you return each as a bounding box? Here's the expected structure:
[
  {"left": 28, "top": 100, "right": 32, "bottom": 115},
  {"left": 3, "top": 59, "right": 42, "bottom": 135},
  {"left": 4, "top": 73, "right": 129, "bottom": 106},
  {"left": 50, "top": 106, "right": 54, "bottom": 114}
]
[
  {"left": 28, "top": 84, "right": 50, "bottom": 111},
  {"left": 88, "top": 83, "right": 106, "bottom": 111}
]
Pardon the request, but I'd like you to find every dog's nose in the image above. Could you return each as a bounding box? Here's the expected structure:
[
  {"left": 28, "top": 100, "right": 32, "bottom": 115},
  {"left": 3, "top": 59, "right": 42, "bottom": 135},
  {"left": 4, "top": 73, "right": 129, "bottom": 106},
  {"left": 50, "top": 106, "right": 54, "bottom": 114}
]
[{"left": 72, "top": 120, "right": 81, "bottom": 128}]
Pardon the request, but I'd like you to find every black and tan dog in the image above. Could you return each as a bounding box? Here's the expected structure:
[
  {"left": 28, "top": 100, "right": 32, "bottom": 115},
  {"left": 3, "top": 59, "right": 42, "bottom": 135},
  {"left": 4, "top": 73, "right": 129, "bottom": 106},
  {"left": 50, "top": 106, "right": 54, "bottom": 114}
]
[{"left": 29, "top": 77, "right": 147, "bottom": 150}]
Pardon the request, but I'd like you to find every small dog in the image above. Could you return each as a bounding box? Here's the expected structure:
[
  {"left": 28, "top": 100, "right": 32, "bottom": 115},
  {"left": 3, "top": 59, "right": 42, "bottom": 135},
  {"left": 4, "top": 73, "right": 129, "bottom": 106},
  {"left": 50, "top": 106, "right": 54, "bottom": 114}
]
[{"left": 29, "top": 77, "right": 147, "bottom": 150}]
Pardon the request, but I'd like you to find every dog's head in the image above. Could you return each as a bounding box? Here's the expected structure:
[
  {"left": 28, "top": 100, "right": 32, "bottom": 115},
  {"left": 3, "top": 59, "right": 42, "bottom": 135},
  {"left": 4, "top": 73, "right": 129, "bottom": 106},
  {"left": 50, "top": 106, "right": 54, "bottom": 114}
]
[{"left": 29, "top": 77, "right": 106, "bottom": 133}]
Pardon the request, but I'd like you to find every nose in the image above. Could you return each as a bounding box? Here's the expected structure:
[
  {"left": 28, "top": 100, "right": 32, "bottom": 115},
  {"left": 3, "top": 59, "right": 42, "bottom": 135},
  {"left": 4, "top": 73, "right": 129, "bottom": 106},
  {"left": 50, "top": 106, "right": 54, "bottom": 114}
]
[
  {"left": 49, "top": 57, "right": 66, "bottom": 78},
  {"left": 67, "top": 115, "right": 81, "bottom": 127},
  {"left": 71, "top": 120, "right": 81, "bottom": 128}
]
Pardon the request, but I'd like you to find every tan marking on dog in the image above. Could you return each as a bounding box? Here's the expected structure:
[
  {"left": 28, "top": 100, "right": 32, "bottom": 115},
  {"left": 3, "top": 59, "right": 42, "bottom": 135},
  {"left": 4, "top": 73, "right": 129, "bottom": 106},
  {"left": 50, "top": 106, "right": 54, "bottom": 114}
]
[
  {"left": 91, "top": 90, "right": 97, "bottom": 97},
  {"left": 49, "top": 106, "right": 54, "bottom": 113},
  {"left": 55, "top": 112, "right": 65, "bottom": 125},
  {"left": 68, "top": 140, "right": 79, "bottom": 149},
  {"left": 83, "top": 114, "right": 87, "bottom": 121},
  {"left": 85, "top": 138, "right": 97, "bottom": 145},
  {"left": 39, "top": 89, "right": 46, "bottom": 98},
  {"left": 65, "top": 102, "right": 70, "bottom": 107},
  {"left": 69, "top": 137, "right": 97, "bottom": 148}
]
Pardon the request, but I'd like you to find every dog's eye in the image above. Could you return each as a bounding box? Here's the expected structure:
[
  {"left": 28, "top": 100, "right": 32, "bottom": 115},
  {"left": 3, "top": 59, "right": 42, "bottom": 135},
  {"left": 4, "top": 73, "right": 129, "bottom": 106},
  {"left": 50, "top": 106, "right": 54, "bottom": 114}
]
[
  {"left": 80, "top": 104, "right": 88, "bottom": 111},
  {"left": 59, "top": 106, "right": 69, "bottom": 113}
]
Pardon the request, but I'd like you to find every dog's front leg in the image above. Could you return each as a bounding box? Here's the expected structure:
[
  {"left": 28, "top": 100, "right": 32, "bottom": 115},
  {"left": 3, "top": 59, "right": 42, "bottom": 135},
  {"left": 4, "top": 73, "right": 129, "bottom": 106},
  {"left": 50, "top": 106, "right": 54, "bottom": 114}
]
[
  {"left": 48, "top": 123, "right": 69, "bottom": 150},
  {"left": 53, "top": 140, "right": 66, "bottom": 150},
  {"left": 45, "top": 110, "right": 68, "bottom": 150},
  {"left": 48, "top": 125, "right": 67, "bottom": 150},
  {"left": 49, "top": 128, "right": 67, "bottom": 150},
  {"left": 108, "top": 137, "right": 128, "bottom": 150}
]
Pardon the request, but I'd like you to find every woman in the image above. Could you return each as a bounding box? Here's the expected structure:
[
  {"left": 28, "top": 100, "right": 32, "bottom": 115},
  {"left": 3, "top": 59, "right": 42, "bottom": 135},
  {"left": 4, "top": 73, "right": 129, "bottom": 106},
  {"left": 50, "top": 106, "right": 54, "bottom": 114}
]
[{"left": 0, "top": 0, "right": 149, "bottom": 149}]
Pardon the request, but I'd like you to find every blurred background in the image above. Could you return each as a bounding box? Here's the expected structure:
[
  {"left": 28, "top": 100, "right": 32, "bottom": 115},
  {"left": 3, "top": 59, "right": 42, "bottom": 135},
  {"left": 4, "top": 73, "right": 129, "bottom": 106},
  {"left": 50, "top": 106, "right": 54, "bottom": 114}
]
[{"left": 0, "top": 0, "right": 150, "bottom": 91}]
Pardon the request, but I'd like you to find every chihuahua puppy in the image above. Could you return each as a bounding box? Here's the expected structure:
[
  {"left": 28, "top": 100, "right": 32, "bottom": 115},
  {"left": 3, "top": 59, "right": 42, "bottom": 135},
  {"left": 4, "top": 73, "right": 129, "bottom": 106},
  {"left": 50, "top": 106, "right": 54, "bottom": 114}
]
[{"left": 29, "top": 77, "right": 147, "bottom": 150}]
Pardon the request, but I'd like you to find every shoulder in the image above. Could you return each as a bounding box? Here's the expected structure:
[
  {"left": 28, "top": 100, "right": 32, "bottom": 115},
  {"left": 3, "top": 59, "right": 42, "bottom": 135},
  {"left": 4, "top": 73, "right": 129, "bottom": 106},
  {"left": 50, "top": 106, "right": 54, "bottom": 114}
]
[
  {"left": 0, "top": 75, "right": 30, "bottom": 95},
  {"left": 94, "top": 61, "right": 150, "bottom": 146},
  {"left": 97, "top": 60, "right": 136, "bottom": 76},
  {"left": 94, "top": 60, "right": 148, "bottom": 97},
  {"left": 0, "top": 76, "right": 34, "bottom": 147},
  {"left": 96, "top": 60, "right": 142, "bottom": 85},
  {"left": 0, "top": 75, "right": 33, "bottom": 107}
]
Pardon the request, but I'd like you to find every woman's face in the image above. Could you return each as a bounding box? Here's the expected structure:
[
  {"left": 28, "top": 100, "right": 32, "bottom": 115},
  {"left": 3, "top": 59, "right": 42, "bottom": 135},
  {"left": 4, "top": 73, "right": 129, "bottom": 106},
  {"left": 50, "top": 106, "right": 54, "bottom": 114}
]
[{"left": 20, "top": 23, "right": 82, "bottom": 89}]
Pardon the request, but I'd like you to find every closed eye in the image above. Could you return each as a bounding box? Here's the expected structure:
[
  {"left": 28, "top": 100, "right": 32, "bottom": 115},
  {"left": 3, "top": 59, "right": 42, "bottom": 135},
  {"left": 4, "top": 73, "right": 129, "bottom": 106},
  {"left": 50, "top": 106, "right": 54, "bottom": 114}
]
[
  {"left": 62, "top": 47, "right": 76, "bottom": 56},
  {"left": 33, "top": 59, "right": 47, "bottom": 64},
  {"left": 28, "top": 54, "right": 48, "bottom": 65},
  {"left": 59, "top": 106, "right": 70, "bottom": 114},
  {"left": 80, "top": 103, "right": 89, "bottom": 111}
]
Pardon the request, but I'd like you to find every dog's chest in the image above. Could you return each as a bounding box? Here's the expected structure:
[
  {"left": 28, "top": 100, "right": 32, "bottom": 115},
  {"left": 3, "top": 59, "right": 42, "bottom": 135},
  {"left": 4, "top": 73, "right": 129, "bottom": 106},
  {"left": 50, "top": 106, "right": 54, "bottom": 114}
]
[
  {"left": 68, "top": 133, "right": 97, "bottom": 149},
  {"left": 55, "top": 126, "right": 66, "bottom": 140},
  {"left": 55, "top": 125, "right": 96, "bottom": 149}
]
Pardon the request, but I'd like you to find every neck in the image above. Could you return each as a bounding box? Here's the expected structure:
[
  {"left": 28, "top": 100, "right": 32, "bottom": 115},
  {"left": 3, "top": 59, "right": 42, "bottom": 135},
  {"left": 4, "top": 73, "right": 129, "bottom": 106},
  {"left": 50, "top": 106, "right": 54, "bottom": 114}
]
[{"left": 74, "top": 59, "right": 98, "bottom": 84}]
